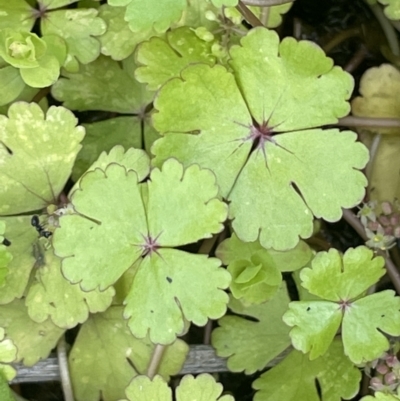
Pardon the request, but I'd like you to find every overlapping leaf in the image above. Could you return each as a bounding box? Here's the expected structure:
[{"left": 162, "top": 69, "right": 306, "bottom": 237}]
[
  {"left": 26, "top": 250, "right": 115, "bottom": 329},
  {"left": 253, "top": 340, "right": 361, "bottom": 401},
  {"left": 135, "top": 27, "right": 216, "bottom": 90},
  {"left": 0, "top": 216, "right": 38, "bottom": 304},
  {"left": 283, "top": 247, "right": 400, "bottom": 363},
  {"left": 69, "top": 306, "right": 188, "bottom": 401},
  {"left": 212, "top": 284, "right": 291, "bottom": 374},
  {"left": 54, "top": 157, "right": 229, "bottom": 343},
  {"left": 0, "top": 0, "right": 35, "bottom": 31},
  {"left": 41, "top": 8, "right": 106, "bottom": 72},
  {"left": 0, "top": 221, "right": 11, "bottom": 287},
  {"left": 361, "top": 393, "right": 400, "bottom": 401},
  {"left": 72, "top": 119, "right": 143, "bottom": 181},
  {"left": 98, "top": 4, "right": 157, "bottom": 60},
  {"left": 0, "top": 102, "right": 84, "bottom": 215},
  {"left": 122, "top": 374, "right": 234, "bottom": 401},
  {"left": 0, "top": 299, "right": 64, "bottom": 366},
  {"left": 52, "top": 55, "right": 153, "bottom": 113},
  {"left": 108, "top": 0, "right": 186, "bottom": 33},
  {"left": 152, "top": 27, "right": 368, "bottom": 250}
]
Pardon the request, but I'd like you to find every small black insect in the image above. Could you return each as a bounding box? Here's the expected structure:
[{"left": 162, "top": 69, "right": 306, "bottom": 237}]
[
  {"left": 1, "top": 238, "right": 11, "bottom": 246},
  {"left": 31, "top": 215, "right": 52, "bottom": 238}
]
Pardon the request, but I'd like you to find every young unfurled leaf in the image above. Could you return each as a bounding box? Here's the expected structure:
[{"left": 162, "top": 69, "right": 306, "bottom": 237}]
[
  {"left": 0, "top": 102, "right": 84, "bottom": 215},
  {"left": 69, "top": 306, "right": 188, "bottom": 401},
  {"left": 283, "top": 246, "right": 400, "bottom": 363},
  {"left": 54, "top": 158, "right": 229, "bottom": 344},
  {"left": 216, "top": 233, "right": 312, "bottom": 303},
  {"left": 212, "top": 284, "right": 291, "bottom": 374},
  {"left": 122, "top": 374, "right": 234, "bottom": 401},
  {"left": 253, "top": 340, "right": 361, "bottom": 401},
  {"left": 0, "top": 29, "right": 66, "bottom": 88},
  {"left": 153, "top": 27, "right": 368, "bottom": 250}
]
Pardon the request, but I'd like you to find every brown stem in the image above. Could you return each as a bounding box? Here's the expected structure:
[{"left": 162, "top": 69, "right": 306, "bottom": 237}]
[
  {"left": 147, "top": 344, "right": 166, "bottom": 379},
  {"left": 236, "top": 1, "right": 264, "bottom": 27},
  {"left": 203, "top": 320, "right": 213, "bottom": 345},
  {"left": 336, "top": 116, "right": 400, "bottom": 129},
  {"left": 32, "top": 87, "right": 51, "bottom": 104},
  {"left": 344, "top": 45, "right": 368, "bottom": 73},
  {"left": 342, "top": 208, "right": 400, "bottom": 295},
  {"left": 322, "top": 27, "right": 361, "bottom": 54}
]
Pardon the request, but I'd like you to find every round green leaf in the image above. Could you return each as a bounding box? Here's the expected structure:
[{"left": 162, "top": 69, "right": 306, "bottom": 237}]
[
  {"left": 300, "top": 247, "right": 385, "bottom": 301},
  {"left": 0, "top": 102, "right": 85, "bottom": 215},
  {"left": 152, "top": 28, "right": 368, "bottom": 250},
  {"left": 19, "top": 53, "right": 61, "bottom": 88},
  {"left": 123, "top": 374, "right": 234, "bottom": 401},
  {"left": 283, "top": 301, "right": 342, "bottom": 359},
  {"left": 147, "top": 159, "right": 227, "bottom": 247},
  {"left": 152, "top": 63, "right": 253, "bottom": 197},
  {"left": 342, "top": 290, "right": 400, "bottom": 363},
  {"left": 54, "top": 164, "right": 147, "bottom": 291},
  {"left": 124, "top": 249, "right": 230, "bottom": 344}
]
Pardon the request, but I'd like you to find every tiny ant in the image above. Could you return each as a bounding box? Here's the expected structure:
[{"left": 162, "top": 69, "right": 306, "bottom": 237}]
[
  {"left": 1, "top": 238, "right": 11, "bottom": 246},
  {"left": 31, "top": 215, "right": 52, "bottom": 238}
]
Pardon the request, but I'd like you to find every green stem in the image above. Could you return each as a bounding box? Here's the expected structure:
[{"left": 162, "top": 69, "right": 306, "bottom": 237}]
[
  {"left": 259, "top": 6, "right": 270, "bottom": 26},
  {"left": 147, "top": 344, "right": 166, "bottom": 379},
  {"left": 322, "top": 27, "right": 361, "bottom": 54},
  {"left": 365, "top": 133, "right": 381, "bottom": 196},
  {"left": 236, "top": 1, "right": 264, "bottom": 27},
  {"left": 57, "top": 336, "right": 74, "bottom": 401},
  {"left": 366, "top": 0, "right": 400, "bottom": 56},
  {"left": 336, "top": 116, "right": 400, "bottom": 129}
]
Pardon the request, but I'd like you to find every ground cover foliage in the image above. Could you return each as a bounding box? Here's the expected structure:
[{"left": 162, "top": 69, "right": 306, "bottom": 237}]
[{"left": 1, "top": 0, "right": 400, "bottom": 400}]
